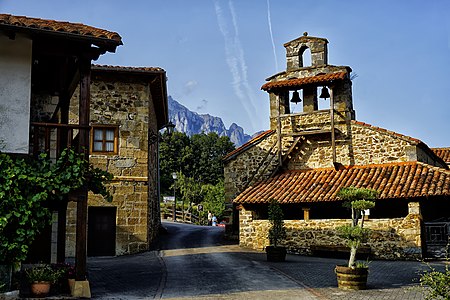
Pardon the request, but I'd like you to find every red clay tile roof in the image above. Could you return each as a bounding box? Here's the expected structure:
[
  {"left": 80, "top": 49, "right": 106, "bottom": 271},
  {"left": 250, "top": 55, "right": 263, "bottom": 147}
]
[
  {"left": 223, "top": 130, "right": 275, "bottom": 161},
  {"left": 0, "top": 14, "right": 122, "bottom": 46},
  {"left": 92, "top": 65, "right": 165, "bottom": 73},
  {"left": 261, "top": 72, "right": 348, "bottom": 91},
  {"left": 432, "top": 148, "right": 450, "bottom": 163},
  {"left": 234, "top": 162, "right": 450, "bottom": 204}
]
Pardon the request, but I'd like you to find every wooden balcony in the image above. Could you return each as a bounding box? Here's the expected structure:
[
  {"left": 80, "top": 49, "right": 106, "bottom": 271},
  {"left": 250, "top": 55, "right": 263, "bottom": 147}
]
[{"left": 30, "top": 122, "right": 90, "bottom": 158}]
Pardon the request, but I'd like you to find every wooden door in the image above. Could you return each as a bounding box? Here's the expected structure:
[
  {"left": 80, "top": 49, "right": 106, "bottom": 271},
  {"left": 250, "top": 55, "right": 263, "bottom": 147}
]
[{"left": 88, "top": 207, "right": 116, "bottom": 256}]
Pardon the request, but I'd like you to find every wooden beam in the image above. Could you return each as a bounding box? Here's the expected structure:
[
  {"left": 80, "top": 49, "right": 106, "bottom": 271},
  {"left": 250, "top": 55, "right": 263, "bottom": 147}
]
[{"left": 75, "top": 58, "right": 91, "bottom": 281}]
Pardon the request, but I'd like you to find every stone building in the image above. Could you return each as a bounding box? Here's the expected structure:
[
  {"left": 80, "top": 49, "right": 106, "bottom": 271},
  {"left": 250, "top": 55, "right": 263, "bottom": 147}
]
[
  {"left": 67, "top": 65, "right": 168, "bottom": 256},
  {"left": 223, "top": 34, "right": 450, "bottom": 260}
]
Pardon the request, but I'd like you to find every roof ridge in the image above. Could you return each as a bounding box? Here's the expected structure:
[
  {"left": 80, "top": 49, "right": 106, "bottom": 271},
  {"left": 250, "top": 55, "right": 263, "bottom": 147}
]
[{"left": 223, "top": 130, "right": 275, "bottom": 161}]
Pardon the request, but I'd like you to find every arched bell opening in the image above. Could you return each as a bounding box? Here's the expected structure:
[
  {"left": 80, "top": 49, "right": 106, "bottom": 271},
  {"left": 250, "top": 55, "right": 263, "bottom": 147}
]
[
  {"left": 317, "top": 85, "right": 331, "bottom": 110},
  {"left": 289, "top": 90, "right": 303, "bottom": 114}
]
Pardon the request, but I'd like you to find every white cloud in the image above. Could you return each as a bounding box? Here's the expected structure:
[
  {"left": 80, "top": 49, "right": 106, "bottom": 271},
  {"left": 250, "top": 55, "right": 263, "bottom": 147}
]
[
  {"left": 183, "top": 80, "right": 198, "bottom": 95},
  {"left": 214, "top": 0, "right": 258, "bottom": 131}
]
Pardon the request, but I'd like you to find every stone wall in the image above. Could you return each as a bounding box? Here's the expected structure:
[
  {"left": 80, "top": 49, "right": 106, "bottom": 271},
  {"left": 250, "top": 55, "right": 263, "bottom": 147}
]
[
  {"left": 66, "top": 70, "right": 159, "bottom": 256},
  {"left": 224, "top": 133, "right": 277, "bottom": 202},
  {"left": 239, "top": 202, "right": 423, "bottom": 260}
]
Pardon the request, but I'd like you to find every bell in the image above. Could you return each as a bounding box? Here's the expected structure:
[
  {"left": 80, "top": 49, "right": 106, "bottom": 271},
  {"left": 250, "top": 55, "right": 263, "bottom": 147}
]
[
  {"left": 319, "top": 86, "right": 330, "bottom": 99},
  {"left": 290, "top": 90, "right": 302, "bottom": 104}
]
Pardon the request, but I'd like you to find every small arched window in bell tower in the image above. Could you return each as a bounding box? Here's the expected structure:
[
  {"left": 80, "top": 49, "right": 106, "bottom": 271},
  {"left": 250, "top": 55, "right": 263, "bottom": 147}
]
[{"left": 300, "top": 46, "right": 312, "bottom": 68}]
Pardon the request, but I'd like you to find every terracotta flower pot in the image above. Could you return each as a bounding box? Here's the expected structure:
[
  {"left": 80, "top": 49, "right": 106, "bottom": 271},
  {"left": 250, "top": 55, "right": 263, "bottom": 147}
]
[
  {"left": 266, "top": 246, "right": 287, "bottom": 262},
  {"left": 335, "top": 265, "right": 368, "bottom": 290},
  {"left": 30, "top": 281, "right": 51, "bottom": 297}
]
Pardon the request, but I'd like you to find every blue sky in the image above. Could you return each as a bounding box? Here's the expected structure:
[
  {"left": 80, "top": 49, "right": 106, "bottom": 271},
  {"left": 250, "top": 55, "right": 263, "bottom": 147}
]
[{"left": 1, "top": 0, "right": 449, "bottom": 147}]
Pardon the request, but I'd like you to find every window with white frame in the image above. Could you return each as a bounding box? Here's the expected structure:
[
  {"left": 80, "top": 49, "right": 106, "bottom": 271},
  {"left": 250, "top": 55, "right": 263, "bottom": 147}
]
[{"left": 91, "top": 126, "right": 118, "bottom": 154}]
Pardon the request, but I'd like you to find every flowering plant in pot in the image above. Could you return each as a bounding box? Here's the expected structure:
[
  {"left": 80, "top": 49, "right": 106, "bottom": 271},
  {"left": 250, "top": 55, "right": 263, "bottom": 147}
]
[
  {"left": 335, "top": 187, "right": 377, "bottom": 290},
  {"left": 266, "top": 198, "right": 287, "bottom": 262},
  {"left": 25, "top": 264, "right": 64, "bottom": 297}
]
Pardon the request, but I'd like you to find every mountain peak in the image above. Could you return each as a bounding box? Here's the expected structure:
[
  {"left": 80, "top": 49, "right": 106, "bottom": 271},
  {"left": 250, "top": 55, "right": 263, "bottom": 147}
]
[{"left": 168, "top": 96, "right": 252, "bottom": 146}]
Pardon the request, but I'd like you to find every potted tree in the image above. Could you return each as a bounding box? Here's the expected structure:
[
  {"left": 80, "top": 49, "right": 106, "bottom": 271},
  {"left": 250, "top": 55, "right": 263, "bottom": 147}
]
[
  {"left": 335, "top": 186, "right": 377, "bottom": 290},
  {"left": 25, "top": 264, "right": 63, "bottom": 297},
  {"left": 266, "top": 198, "right": 287, "bottom": 262}
]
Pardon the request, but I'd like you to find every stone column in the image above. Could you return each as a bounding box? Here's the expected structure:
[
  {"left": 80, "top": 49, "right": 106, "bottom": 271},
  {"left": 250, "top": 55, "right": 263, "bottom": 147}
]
[{"left": 238, "top": 206, "right": 254, "bottom": 248}]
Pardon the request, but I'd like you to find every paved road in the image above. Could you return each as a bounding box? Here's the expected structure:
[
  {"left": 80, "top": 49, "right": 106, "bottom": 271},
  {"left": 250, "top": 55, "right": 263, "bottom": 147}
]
[{"left": 87, "top": 221, "right": 446, "bottom": 299}]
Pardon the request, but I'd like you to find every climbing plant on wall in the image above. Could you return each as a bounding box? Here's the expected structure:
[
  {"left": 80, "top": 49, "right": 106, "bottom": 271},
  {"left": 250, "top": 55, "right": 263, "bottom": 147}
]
[{"left": 0, "top": 148, "right": 112, "bottom": 264}]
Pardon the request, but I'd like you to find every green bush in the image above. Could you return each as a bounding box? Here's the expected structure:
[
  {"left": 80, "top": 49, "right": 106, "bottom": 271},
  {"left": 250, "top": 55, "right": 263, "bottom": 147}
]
[{"left": 420, "top": 262, "right": 450, "bottom": 300}]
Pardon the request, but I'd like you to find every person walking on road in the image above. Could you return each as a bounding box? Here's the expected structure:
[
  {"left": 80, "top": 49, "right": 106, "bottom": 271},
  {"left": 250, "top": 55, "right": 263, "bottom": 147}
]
[{"left": 207, "top": 211, "right": 212, "bottom": 226}]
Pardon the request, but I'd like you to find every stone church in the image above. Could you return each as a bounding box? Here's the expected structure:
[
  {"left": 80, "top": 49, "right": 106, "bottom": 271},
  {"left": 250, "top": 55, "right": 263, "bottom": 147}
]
[{"left": 223, "top": 34, "right": 450, "bottom": 260}]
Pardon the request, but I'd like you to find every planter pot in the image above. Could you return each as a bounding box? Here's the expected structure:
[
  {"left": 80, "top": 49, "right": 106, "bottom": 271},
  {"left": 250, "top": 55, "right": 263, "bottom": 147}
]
[
  {"left": 266, "top": 246, "right": 287, "bottom": 262},
  {"left": 335, "top": 265, "right": 368, "bottom": 290},
  {"left": 30, "top": 281, "right": 51, "bottom": 297}
]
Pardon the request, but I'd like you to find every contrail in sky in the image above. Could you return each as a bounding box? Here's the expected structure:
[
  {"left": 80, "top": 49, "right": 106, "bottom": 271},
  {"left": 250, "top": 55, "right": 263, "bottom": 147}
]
[
  {"left": 267, "top": 0, "right": 278, "bottom": 72},
  {"left": 214, "top": 0, "right": 258, "bottom": 131}
]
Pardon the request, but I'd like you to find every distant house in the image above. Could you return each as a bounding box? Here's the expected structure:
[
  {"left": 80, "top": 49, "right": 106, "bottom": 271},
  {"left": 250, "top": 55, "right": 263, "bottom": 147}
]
[
  {"left": 0, "top": 13, "right": 122, "bottom": 278},
  {"left": 66, "top": 65, "right": 169, "bottom": 256},
  {"left": 224, "top": 34, "right": 450, "bottom": 260}
]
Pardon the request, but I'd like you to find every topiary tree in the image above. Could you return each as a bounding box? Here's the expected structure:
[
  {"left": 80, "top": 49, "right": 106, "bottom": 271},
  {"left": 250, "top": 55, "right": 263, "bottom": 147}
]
[
  {"left": 336, "top": 186, "right": 378, "bottom": 268},
  {"left": 268, "top": 198, "right": 286, "bottom": 248}
]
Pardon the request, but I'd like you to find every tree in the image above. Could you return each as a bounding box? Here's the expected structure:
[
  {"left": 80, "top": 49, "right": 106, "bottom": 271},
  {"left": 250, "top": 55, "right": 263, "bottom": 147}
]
[
  {"left": 268, "top": 198, "right": 286, "bottom": 248},
  {"left": 159, "top": 131, "right": 235, "bottom": 194},
  {"left": 190, "top": 133, "right": 235, "bottom": 185},
  {"left": 201, "top": 180, "right": 226, "bottom": 219},
  {"left": 176, "top": 172, "right": 202, "bottom": 208},
  {"left": 336, "top": 187, "right": 377, "bottom": 268}
]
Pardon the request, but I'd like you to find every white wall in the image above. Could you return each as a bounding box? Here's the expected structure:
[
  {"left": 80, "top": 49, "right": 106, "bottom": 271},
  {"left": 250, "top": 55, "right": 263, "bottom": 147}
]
[{"left": 0, "top": 34, "right": 32, "bottom": 154}]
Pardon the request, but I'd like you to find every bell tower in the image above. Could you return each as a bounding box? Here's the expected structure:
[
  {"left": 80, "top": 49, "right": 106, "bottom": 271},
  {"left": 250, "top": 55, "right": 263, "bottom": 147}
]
[
  {"left": 261, "top": 33, "right": 355, "bottom": 166},
  {"left": 263, "top": 33, "right": 355, "bottom": 127}
]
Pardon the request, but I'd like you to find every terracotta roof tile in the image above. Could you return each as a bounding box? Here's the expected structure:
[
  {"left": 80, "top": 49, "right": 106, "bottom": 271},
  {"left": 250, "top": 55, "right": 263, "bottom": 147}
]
[
  {"left": 432, "top": 148, "right": 450, "bottom": 163},
  {"left": 92, "top": 64, "right": 165, "bottom": 73},
  {"left": 234, "top": 162, "right": 450, "bottom": 204},
  {"left": 261, "top": 72, "right": 347, "bottom": 91},
  {"left": 223, "top": 130, "right": 275, "bottom": 161},
  {"left": 0, "top": 14, "right": 122, "bottom": 45}
]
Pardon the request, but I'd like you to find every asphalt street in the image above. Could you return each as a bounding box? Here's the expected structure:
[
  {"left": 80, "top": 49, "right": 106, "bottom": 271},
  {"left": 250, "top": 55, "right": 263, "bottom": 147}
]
[{"left": 86, "top": 221, "right": 446, "bottom": 300}]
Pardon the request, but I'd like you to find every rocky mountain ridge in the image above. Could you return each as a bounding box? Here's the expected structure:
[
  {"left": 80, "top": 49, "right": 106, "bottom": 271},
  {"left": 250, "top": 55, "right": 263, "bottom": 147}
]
[{"left": 168, "top": 96, "right": 252, "bottom": 146}]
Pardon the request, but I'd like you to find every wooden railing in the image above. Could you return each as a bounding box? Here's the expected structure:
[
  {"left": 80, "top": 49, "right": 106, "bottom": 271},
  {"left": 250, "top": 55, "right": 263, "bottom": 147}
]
[
  {"left": 30, "top": 122, "right": 90, "bottom": 158},
  {"left": 161, "top": 210, "right": 201, "bottom": 224}
]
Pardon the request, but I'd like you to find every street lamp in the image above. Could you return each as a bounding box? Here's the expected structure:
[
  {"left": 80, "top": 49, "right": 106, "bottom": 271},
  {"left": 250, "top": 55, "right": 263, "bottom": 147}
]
[{"left": 172, "top": 172, "right": 177, "bottom": 221}]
